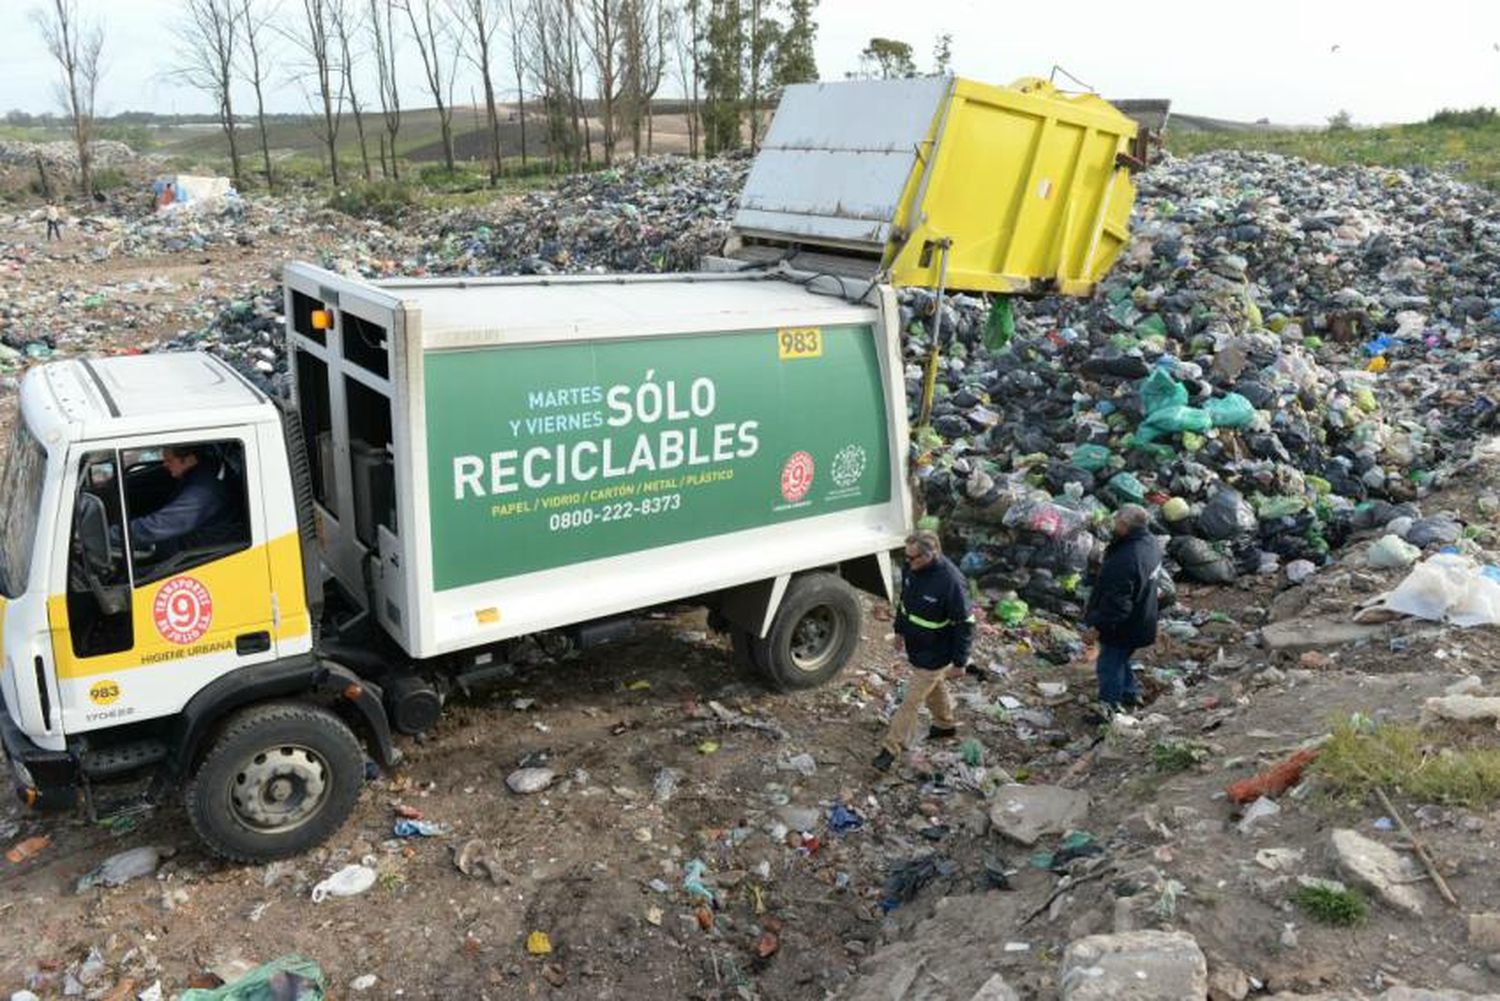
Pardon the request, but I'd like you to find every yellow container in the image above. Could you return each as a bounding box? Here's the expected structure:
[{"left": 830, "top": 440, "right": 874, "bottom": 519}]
[{"left": 735, "top": 76, "right": 1140, "bottom": 297}]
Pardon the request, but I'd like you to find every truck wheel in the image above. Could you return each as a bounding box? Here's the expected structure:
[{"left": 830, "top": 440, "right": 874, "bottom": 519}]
[
  {"left": 754, "top": 573, "right": 862, "bottom": 691},
  {"left": 184, "top": 701, "right": 365, "bottom": 863}
]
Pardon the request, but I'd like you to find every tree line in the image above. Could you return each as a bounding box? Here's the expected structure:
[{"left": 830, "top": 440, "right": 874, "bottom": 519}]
[{"left": 27, "top": 0, "right": 833, "bottom": 194}]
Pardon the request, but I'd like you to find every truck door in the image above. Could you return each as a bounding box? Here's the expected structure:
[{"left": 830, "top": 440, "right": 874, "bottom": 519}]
[{"left": 49, "top": 431, "right": 278, "bottom": 734}]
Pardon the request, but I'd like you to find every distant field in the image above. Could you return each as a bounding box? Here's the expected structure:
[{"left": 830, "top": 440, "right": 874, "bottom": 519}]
[{"left": 1166, "top": 119, "right": 1500, "bottom": 191}]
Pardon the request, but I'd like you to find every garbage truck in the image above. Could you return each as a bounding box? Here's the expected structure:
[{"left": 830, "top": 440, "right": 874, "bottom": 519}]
[{"left": 0, "top": 75, "right": 1143, "bottom": 862}]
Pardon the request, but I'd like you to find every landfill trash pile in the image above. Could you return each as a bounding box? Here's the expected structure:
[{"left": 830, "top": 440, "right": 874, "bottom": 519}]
[
  {"left": 0, "top": 139, "right": 140, "bottom": 171},
  {"left": 908, "top": 150, "right": 1500, "bottom": 618},
  {"left": 397, "top": 154, "right": 751, "bottom": 276}
]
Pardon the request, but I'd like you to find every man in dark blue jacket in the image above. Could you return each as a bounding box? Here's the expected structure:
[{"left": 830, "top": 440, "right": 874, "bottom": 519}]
[
  {"left": 1082, "top": 504, "right": 1161, "bottom": 713},
  {"left": 128, "top": 446, "right": 237, "bottom": 557},
  {"left": 874, "top": 530, "right": 975, "bottom": 772}
]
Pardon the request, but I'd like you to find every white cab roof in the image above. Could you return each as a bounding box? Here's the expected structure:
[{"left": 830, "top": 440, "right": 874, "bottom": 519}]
[{"left": 23, "top": 353, "right": 273, "bottom": 443}]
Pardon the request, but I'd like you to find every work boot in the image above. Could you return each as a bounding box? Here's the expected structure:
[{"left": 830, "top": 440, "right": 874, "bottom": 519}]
[
  {"left": 927, "top": 725, "right": 959, "bottom": 741},
  {"left": 872, "top": 749, "right": 895, "bottom": 773},
  {"left": 1083, "top": 703, "right": 1118, "bottom": 727}
]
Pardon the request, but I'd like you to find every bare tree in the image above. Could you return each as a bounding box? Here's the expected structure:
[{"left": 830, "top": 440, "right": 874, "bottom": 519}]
[
  {"left": 501, "top": 0, "right": 530, "bottom": 166},
  {"left": 369, "top": 0, "right": 402, "bottom": 178},
  {"left": 619, "top": 0, "right": 667, "bottom": 157},
  {"left": 525, "top": 0, "right": 581, "bottom": 169},
  {"left": 174, "top": 0, "right": 244, "bottom": 186},
  {"left": 401, "top": 0, "right": 457, "bottom": 172},
  {"left": 451, "top": 0, "right": 504, "bottom": 184},
  {"left": 239, "top": 0, "right": 279, "bottom": 190},
  {"left": 582, "top": 0, "right": 623, "bottom": 165},
  {"left": 282, "top": 0, "right": 345, "bottom": 185},
  {"left": 565, "top": 0, "right": 593, "bottom": 165},
  {"left": 31, "top": 0, "right": 104, "bottom": 197},
  {"left": 333, "top": 0, "right": 373, "bottom": 180},
  {"left": 671, "top": 0, "right": 700, "bottom": 158}
]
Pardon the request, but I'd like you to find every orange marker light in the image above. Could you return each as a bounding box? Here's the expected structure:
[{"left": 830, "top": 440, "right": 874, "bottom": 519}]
[
  {"left": 311, "top": 309, "right": 334, "bottom": 330},
  {"left": 343, "top": 683, "right": 364, "bottom": 701}
]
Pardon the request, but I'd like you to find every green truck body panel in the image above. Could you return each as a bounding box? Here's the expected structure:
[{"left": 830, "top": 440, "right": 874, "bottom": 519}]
[{"left": 425, "top": 324, "right": 893, "bottom": 589}]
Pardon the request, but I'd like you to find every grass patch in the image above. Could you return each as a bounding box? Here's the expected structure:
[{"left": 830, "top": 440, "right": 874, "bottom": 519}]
[
  {"left": 327, "top": 179, "right": 417, "bottom": 222},
  {"left": 1168, "top": 119, "right": 1500, "bottom": 191},
  {"left": 1293, "top": 883, "right": 1368, "bottom": 926},
  {"left": 1315, "top": 719, "right": 1500, "bottom": 806},
  {"left": 1152, "top": 740, "right": 1209, "bottom": 773}
]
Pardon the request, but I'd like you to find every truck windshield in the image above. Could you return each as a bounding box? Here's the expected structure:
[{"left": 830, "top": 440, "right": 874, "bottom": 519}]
[{"left": 0, "top": 415, "right": 47, "bottom": 599}]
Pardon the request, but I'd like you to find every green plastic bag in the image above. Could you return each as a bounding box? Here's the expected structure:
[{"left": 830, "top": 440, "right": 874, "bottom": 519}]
[
  {"left": 1134, "top": 314, "right": 1167, "bottom": 339},
  {"left": 1137, "top": 405, "right": 1212, "bottom": 443},
  {"left": 181, "top": 956, "right": 325, "bottom": 1001},
  {"left": 983, "top": 296, "right": 1015, "bottom": 352},
  {"left": 1139, "top": 369, "right": 1187, "bottom": 416},
  {"left": 1070, "top": 443, "right": 1113, "bottom": 472},
  {"left": 994, "top": 598, "right": 1029, "bottom": 627},
  {"left": 1107, "top": 471, "right": 1146, "bottom": 504},
  {"left": 1205, "top": 392, "right": 1255, "bottom": 429}
]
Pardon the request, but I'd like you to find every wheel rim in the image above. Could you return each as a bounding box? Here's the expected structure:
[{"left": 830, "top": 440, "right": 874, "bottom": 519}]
[
  {"left": 229, "top": 744, "right": 331, "bottom": 833},
  {"left": 789, "top": 605, "right": 845, "bottom": 673}
]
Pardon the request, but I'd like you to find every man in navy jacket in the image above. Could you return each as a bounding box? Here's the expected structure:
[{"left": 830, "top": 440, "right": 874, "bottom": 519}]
[
  {"left": 1082, "top": 504, "right": 1161, "bottom": 712},
  {"left": 874, "top": 530, "right": 975, "bottom": 772}
]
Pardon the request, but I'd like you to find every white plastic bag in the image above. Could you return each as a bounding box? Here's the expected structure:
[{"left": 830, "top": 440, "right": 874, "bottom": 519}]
[
  {"left": 311, "top": 864, "right": 376, "bottom": 902},
  {"left": 1383, "top": 554, "right": 1500, "bottom": 627}
]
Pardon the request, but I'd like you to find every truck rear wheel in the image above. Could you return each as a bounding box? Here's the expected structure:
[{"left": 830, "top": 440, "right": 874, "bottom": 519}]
[
  {"left": 184, "top": 701, "right": 365, "bottom": 863},
  {"left": 753, "top": 573, "right": 862, "bottom": 691}
]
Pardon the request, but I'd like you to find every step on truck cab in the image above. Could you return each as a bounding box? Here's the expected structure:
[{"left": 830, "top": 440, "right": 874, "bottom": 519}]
[{"left": 0, "top": 265, "right": 912, "bottom": 860}]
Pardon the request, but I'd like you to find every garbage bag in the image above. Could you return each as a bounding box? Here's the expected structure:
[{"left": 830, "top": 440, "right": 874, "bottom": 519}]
[
  {"left": 1106, "top": 471, "right": 1146, "bottom": 505},
  {"left": 1138, "top": 405, "right": 1212, "bottom": 443},
  {"left": 1140, "top": 368, "right": 1188, "bottom": 416},
  {"left": 1070, "top": 443, "right": 1114, "bottom": 473},
  {"left": 1367, "top": 534, "right": 1420, "bottom": 569},
  {"left": 1405, "top": 515, "right": 1462, "bottom": 550},
  {"left": 1169, "top": 536, "right": 1237, "bottom": 584},
  {"left": 180, "top": 956, "right": 325, "bottom": 1001},
  {"left": 1002, "top": 500, "right": 1089, "bottom": 540},
  {"left": 1206, "top": 392, "right": 1256, "bottom": 429},
  {"left": 1198, "top": 489, "right": 1258, "bottom": 541},
  {"left": 1153, "top": 564, "right": 1178, "bottom": 609},
  {"left": 1376, "top": 554, "right": 1500, "bottom": 627}
]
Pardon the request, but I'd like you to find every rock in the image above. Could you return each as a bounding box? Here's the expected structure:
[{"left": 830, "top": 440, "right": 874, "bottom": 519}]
[
  {"left": 988, "top": 784, "right": 1090, "bottom": 846},
  {"left": 1330, "top": 828, "right": 1426, "bottom": 915},
  {"left": 350, "top": 974, "right": 377, "bottom": 992},
  {"left": 1261, "top": 618, "right": 1391, "bottom": 652},
  {"left": 1208, "top": 965, "right": 1251, "bottom": 1001},
  {"left": 776, "top": 805, "right": 821, "bottom": 832},
  {"left": 1444, "top": 963, "right": 1493, "bottom": 995},
  {"left": 1469, "top": 914, "right": 1500, "bottom": 951},
  {"left": 1448, "top": 676, "right": 1485, "bottom": 696},
  {"left": 506, "top": 767, "right": 556, "bottom": 794},
  {"left": 1059, "top": 930, "right": 1208, "bottom": 1000},
  {"left": 1422, "top": 696, "right": 1500, "bottom": 727},
  {"left": 969, "top": 973, "right": 1020, "bottom": 1001}
]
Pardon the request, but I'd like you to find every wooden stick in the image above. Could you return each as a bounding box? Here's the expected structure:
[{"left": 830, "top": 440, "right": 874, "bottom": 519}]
[{"left": 1376, "top": 786, "right": 1459, "bottom": 908}]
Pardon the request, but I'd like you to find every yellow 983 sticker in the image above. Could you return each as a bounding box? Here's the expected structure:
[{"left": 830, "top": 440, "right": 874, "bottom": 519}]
[{"left": 777, "top": 327, "right": 822, "bottom": 360}]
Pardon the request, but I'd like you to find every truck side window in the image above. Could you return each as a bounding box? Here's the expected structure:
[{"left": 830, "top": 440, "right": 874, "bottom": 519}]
[
  {"left": 67, "top": 451, "right": 133, "bottom": 658},
  {"left": 121, "top": 440, "right": 252, "bottom": 587}
]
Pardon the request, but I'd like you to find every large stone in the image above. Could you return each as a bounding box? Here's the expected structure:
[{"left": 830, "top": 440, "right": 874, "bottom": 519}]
[
  {"left": 988, "top": 784, "right": 1090, "bottom": 846},
  {"left": 1330, "top": 828, "right": 1425, "bottom": 915},
  {"left": 1260, "top": 617, "right": 1390, "bottom": 652},
  {"left": 1208, "top": 964, "right": 1252, "bottom": 1001},
  {"left": 1469, "top": 913, "right": 1500, "bottom": 951},
  {"left": 1059, "top": 930, "right": 1208, "bottom": 1000},
  {"left": 968, "top": 974, "right": 1020, "bottom": 1001}
]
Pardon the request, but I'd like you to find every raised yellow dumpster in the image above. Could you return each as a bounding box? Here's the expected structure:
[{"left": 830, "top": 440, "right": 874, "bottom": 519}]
[{"left": 733, "top": 76, "right": 1141, "bottom": 297}]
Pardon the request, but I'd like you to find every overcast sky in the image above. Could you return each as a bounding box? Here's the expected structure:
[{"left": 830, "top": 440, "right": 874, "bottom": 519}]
[{"left": 3, "top": 0, "right": 1499, "bottom": 125}]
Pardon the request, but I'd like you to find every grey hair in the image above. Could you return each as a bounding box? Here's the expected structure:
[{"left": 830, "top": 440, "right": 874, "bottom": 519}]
[
  {"left": 905, "top": 529, "right": 942, "bottom": 557},
  {"left": 1115, "top": 504, "right": 1150, "bottom": 530}
]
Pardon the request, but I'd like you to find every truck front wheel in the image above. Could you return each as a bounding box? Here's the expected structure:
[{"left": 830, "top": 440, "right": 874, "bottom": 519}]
[
  {"left": 753, "top": 573, "right": 862, "bottom": 691},
  {"left": 184, "top": 701, "right": 365, "bottom": 863}
]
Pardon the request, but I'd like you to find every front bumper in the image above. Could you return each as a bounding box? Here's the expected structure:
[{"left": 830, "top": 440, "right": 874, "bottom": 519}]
[{"left": 0, "top": 692, "right": 76, "bottom": 809}]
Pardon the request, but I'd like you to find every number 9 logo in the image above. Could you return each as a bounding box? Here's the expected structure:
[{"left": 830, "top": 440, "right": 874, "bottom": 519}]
[{"left": 153, "top": 577, "right": 214, "bottom": 645}]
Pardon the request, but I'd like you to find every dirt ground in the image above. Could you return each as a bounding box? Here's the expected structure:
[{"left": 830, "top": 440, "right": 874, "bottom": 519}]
[{"left": 9, "top": 199, "right": 1500, "bottom": 1001}]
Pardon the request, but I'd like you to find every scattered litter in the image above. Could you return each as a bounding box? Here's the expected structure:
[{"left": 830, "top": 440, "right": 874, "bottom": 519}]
[
  {"left": 311, "top": 864, "right": 377, "bottom": 902},
  {"left": 506, "top": 767, "right": 556, "bottom": 794}
]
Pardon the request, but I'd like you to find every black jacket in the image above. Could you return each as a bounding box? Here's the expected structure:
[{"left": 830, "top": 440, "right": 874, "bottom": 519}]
[
  {"left": 894, "top": 555, "right": 975, "bottom": 670},
  {"left": 1083, "top": 527, "right": 1161, "bottom": 649}
]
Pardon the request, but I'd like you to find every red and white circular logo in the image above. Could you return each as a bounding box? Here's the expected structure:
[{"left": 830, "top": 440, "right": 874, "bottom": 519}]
[
  {"left": 780, "top": 451, "right": 815, "bottom": 503},
  {"left": 153, "top": 577, "right": 214, "bottom": 645}
]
